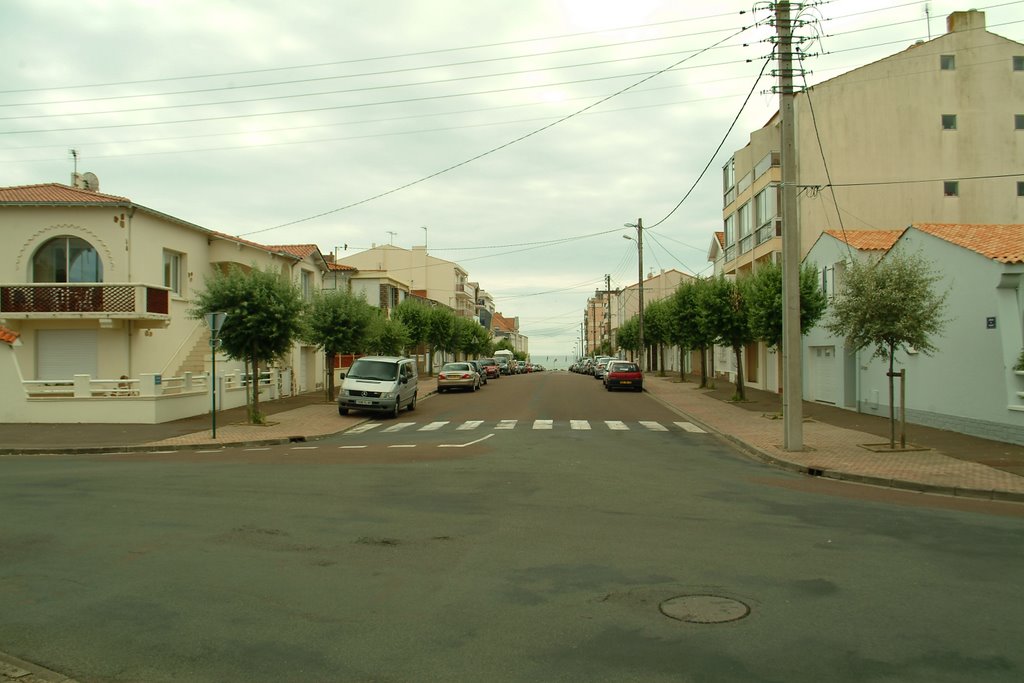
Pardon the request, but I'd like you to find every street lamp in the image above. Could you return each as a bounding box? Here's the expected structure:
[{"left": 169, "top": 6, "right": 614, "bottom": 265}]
[
  {"left": 205, "top": 312, "right": 228, "bottom": 438},
  {"left": 624, "top": 218, "right": 644, "bottom": 371}
]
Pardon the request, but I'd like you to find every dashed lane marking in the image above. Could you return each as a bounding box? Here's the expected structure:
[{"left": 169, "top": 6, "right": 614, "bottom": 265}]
[
  {"left": 495, "top": 420, "right": 517, "bottom": 430},
  {"left": 244, "top": 448, "right": 271, "bottom": 451},
  {"left": 570, "top": 420, "right": 591, "bottom": 430},
  {"left": 388, "top": 444, "right": 417, "bottom": 449},
  {"left": 290, "top": 446, "right": 318, "bottom": 450},
  {"left": 439, "top": 433, "right": 495, "bottom": 448},
  {"left": 640, "top": 421, "right": 668, "bottom": 432},
  {"left": 533, "top": 420, "right": 554, "bottom": 430},
  {"left": 674, "top": 422, "right": 707, "bottom": 433},
  {"left": 605, "top": 421, "right": 628, "bottom": 431},
  {"left": 338, "top": 445, "right": 367, "bottom": 449}
]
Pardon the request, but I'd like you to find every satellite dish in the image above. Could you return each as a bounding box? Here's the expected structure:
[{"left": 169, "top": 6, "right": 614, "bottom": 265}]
[{"left": 82, "top": 172, "right": 99, "bottom": 191}]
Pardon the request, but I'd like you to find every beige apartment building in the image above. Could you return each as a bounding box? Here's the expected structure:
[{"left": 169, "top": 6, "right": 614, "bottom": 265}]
[{"left": 715, "top": 9, "right": 1024, "bottom": 392}]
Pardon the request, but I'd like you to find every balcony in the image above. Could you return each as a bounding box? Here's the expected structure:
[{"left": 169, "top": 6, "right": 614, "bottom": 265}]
[{"left": 0, "top": 283, "right": 171, "bottom": 327}]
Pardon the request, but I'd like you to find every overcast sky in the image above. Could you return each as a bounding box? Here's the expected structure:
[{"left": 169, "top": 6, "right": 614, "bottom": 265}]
[{"left": 2, "top": 0, "right": 1021, "bottom": 355}]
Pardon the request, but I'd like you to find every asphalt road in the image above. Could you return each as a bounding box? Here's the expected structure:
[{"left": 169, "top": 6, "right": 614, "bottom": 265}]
[{"left": 1, "top": 371, "right": 1023, "bottom": 682}]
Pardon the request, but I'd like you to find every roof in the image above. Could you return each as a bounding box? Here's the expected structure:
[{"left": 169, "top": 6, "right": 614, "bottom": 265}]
[
  {"left": 912, "top": 224, "right": 1024, "bottom": 264},
  {"left": 265, "top": 244, "right": 320, "bottom": 260},
  {"left": 0, "top": 325, "right": 20, "bottom": 346},
  {"left": 714, "top": 231, "right": 725, "bottom": 248},
  {"left": 491, "top": 312, "right": 516, "bottom": 334},
  {"left": 824, "top": 229, "right": 905, "bottom": 251},
  {"left": 0, "top": 183, "right": 130, "bottom": 204}
]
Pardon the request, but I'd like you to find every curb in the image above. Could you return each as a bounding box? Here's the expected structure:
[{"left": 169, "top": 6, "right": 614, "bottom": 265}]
[
  {"left": 643, "top": 385, "right": 1024, "bottom": 504},
  {"left": 0, "top": 651, "right": 78, "bottom": 682}
]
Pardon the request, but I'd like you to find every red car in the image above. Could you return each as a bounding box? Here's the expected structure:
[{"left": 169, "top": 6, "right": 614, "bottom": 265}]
[
  {"left": 478, "top": 358, "right": 501, "bottom": 379},
  {"left": 604, "top": 361, "right": 643, "bottom": 392}
]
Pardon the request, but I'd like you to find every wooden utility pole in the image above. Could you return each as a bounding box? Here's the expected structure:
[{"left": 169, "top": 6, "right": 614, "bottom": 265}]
[{"left": 778, "top": 1, "right": 804, "bottom": 451}]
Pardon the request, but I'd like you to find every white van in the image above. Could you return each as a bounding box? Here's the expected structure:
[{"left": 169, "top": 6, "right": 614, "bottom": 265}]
[{"left": 337, "top": 356, "right": 418, "bottom": 418}]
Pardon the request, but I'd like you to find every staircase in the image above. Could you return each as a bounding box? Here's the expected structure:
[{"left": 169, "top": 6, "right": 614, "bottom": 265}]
[{"left": 176, "top": 334, "right": 209, "bottom": 378}]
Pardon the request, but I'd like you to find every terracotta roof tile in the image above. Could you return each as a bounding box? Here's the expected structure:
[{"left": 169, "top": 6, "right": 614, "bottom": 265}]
[
  {"left": 0, "top": 183, "right": 129, "bottom": 204},
  {"left": 328, "top": 262, "right": 356, "bottom": 271},
  {"left": 0, "top": 325, "right": 20, "bottom": 345},
  {"left": 265, "top": 244, "right": 320, "bottom": 260},
  {"left": 912, "top": 224, "right": 1024, "bottom": 264},
  {"left": 714, "top": 231, "right": 725, "bottom": 248},
  {"left": 824, "top": 229, "right": 905, "bottom": 251}
]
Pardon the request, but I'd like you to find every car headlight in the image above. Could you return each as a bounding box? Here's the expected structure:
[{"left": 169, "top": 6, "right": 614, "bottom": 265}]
[{"left": 380, "top": 392, "right": 396, "bottom": 399}]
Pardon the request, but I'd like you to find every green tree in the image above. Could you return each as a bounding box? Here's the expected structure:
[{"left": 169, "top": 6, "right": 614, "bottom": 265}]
[
  {"left": 303, "top": 289, "right": 376, "bottom": 401},
  {"left": 191, "top": 265, "right": 304, "bottom": 423},
  {"left": 670, "top": 278, "right": 717, "bottom": 387},
  {"left": 643, "top": 298, "right": 673, "bottom": 376},
  {"left": 426, "top": 307, "right": 456, "bottom": 374},
  {"left": 368, "top": 316, "right": 412, "bottom": 356},
  {"left": 825, "top": 249, "right": 948, "bottom": 448},
  {"left": 617, "top": 316, "right": 640, "bottom": 358},
  {"left": 746, "top": 261, "right": 828, "bottom": 349},
  {"left": 703, "top": 275, "right": 755, "bottom": 401},
  {"left": 393, "top": 298, "right": 430, "bottom": 355}
]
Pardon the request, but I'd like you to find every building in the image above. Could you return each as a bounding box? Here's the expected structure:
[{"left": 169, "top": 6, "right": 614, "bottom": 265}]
[
  {"left": 804, "top": 224, "right": 1024, "bottom": 445},
  {"left": 716, "top": 9, "right": 1024, "bottom": 392},
  {"left": 0, "top": 180, "right": 327, "bottom": 423}
]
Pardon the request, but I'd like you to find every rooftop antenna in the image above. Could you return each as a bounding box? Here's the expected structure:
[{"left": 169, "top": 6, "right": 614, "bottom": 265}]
[
  {"left": 925, "top": 3, "right": 932, "bottom": 40},
  {"left": 386, "top": 230, "right": 397, "bottom": 245},
  {"left": 69, "top": 148, "right": 79, "bottom": 174},
  {"left": 422, "top": 225, "right": 428, "bottom": 252}
]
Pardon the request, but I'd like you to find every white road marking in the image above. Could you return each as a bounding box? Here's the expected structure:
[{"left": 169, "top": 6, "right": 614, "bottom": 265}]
[
  {"left": 674, "top": 422, "right": 707, "bottom": 433},
  {"left": 197, "top": 449, "right": 223, "bottom": 453},
  {"left": 346, "top": 423, "right": 382, "bottom": 435},
  {"left": 439, "top": 433, "right": 495, "bottom": 448},
  {"left": 570, "top": 420, "right": 591, "bottom": 430},
  {"left": 383, "top": 422, "right": 415, "bottom": 433},
  {"left": 457, "top": 420, "right": 484, "bottom": 430},
  {"left": 388, "top": 444, "right": 417, "bottom": 449},
  {"left": 533, "top": 420, "right": 553, "bottom": 430},
  {"left": 290, "top": 446, "right": 319, "bottom": 450},
  {"left": 419, "top": 421, "right": 449, "bottom": 431},
  {"left": 495, "top": 420, "right": 517, "bottom": 430},
  {"left": 338, "top": 445, "right": 367, "bottom": 449},
  {"left": 639, "top": 421, "right": 668, "bottom": 431},
  {"left": 605, "top": 421, "right": 629, "bottom": 431},
  {"left": 244, "top": 448, "right": 271, "bottom": 452}
]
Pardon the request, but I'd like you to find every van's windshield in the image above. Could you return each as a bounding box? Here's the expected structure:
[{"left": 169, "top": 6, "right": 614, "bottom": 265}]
[{"left": 347, "top": 359, "right": 398, "bottom": 381}]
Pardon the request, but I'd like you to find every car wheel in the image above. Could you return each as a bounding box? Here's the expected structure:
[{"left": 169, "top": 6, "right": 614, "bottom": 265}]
[
  {"left": 408, "top": 393, "right": 417, "bottom": 411},
  {"left": 438, "top": 387, "right": 446, "bottom": 394},
  {"left": 606, "top": 385, "right": 612, "bottom": 391},
  {"left": 338, "top": 406, "right": 349, "bottom": 416},
  {"left": 391, "top": 400, "right": 400, "bottom": 419}
]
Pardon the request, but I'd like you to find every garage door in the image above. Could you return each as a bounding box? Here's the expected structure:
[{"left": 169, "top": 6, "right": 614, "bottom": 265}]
[
  {"left": 810, "top": 345, "right": 838, "bottom": 405},
  {"left": 37, "top": 329, "right": 98, "bottom": 380}
]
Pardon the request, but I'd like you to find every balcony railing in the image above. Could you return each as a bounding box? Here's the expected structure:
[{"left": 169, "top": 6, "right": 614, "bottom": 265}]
[{"left": 0, "top": 283, "right": 171, "bottom": 322}]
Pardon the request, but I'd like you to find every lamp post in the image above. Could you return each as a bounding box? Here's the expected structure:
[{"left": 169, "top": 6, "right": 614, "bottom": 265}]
[
  {"left": 624, "top": 219, "right": 644, "bottom": 371},
  {"left": 205, "top": 312, "right": 227, "bottom": 438}
]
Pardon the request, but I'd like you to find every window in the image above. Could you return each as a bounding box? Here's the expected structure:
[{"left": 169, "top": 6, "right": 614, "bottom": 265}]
[
  {"left": 754, "top": 185, "right": 778, "bottom": 227},
  {"left": 163, "top": 250, "right": 183, "bottom": 295},
  {"left": 1016, "top": 114, "right": 1024, "bottom": 130},
  {"left": 944, "top": 181, "right": 959, "bottom": 197},
  {"left": 940, "top": 54, "right": 956, "bottom": 70},
  {"left": 941, "top": 114, "right": 957, "bottom": 130},
  {"left": 1014, "top": 56, "right": 1024, "bottom": 71},
  {"left": 301, "top": 269, "right": 313, "bottom": 301},
  {"left": 32, "top": 236, "right": 103, "bottom": 283},
  {"left": 724, "top": 214, "right": 736, "bottom": 247},
  {"left": 722, "top": 158, "right": 735, "bottom": 192},
  {"left": 1018, "top": 181, "right": 1024, "bottom": 197}
]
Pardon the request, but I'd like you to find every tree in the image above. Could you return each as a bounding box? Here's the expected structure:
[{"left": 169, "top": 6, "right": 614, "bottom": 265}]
[
  {"left": 746, "top": 261, "right": 828, "bottom": 350},
  {"left": 303, "top": 289, "right": 376, "bottom": 401},
  {"left": 368, "top": 316, "right": 412, "bottom": 357},
  {"left": 703, "top": 275, "right": 755, "bottom": 401},
  {"left": 425, "top": 307, "right": 456, "bottom": 374},
  {"left": 617, "top": 316, "right": 640, "bottom": 358},
  {"left": 670, "top": 278, "right": 717, "bottom": 387},
  {"left": 191, "top": 266, "right": 304, "bottom": 423},
  {"left": 393, "top": 298, "right": 430, "bottom": 356},
  {"left": 826, "top": 249, "right": 948, "bottom": 448},
  {"left": 643, "top": 298, "right": 673, "bottom": 376}
]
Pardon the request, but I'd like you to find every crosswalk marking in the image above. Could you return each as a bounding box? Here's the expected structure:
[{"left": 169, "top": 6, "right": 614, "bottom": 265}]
[
  {"left": 457, "top": 420, "right": 484, "bottom": 430},
  {"left": 533, "top": 420, "right": 553, "bottom": 430},
  {"left": 639, "top": 421, "right": 668, "bottom": 432},
  {"left": 495, "top": 420, "right": 517, "bottom": 430},
  {"left": 605, "top": 421, "right": 628, "bottom": 431},
  {"left": 347, "top": 423, "right": 382, "bottom": 435},
  {"left": 674, "top": 421, "right": 707, "bottom": 433},
  {"left": 418, "top": 421, "right": 449, "bottom": 431},
  {"left": 383, "top": 422, "right": 416, "bottom": 433},
  {"left": 570, "top": 420, "right": 591, "bottom": 430}
]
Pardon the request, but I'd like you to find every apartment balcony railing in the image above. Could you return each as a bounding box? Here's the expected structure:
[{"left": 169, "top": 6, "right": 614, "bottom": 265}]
[{"left": 0, "top": 283, "right": 171, "bottom": 326}]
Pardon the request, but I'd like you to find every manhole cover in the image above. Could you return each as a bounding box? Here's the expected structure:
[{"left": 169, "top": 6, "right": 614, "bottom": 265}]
[{"left": 660, "top": 594, "right": 750, "bottom": 623}]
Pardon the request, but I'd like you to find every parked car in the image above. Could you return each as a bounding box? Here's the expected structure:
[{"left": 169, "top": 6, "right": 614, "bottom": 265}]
[
  {"left": 437, "top": 362, "right": 480, "bottom": 393},
  {"left": 468, "top": 359, "right": 488, "bottom": 385},
  {"left": 478, "top": 358, "right": 501, "bottom": 379},
  {"left": 604, "top": 360, "right": 643, "bottom": 391},
  {"left": 593, "top": 361, "right": 609, "bottom": 380},
  {"left": 337, "top": 356, "right": 418, "bottom": 417}
]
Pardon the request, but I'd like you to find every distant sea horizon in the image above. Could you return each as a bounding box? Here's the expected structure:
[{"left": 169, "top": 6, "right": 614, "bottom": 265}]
[{"left": 529, "top": 354, "right": 575, "bottom": 370}]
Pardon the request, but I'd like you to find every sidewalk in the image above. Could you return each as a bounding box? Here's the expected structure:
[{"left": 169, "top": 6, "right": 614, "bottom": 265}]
[{"left": 2, "top": 373, "right": 1023, "bottom": 502}]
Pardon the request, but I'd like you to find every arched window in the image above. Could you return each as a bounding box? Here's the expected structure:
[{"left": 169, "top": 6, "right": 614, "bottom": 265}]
[{"left": 32, "top": 236, "right": 103, "bottom": 283}]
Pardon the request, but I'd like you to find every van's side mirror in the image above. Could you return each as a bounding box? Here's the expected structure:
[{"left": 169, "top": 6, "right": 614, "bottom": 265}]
[
  {"left": 339, "top": 372, "right": 346, "bottom": 380},
  {"left": 401, "top": 375, "right": 408, "bottom": 384}
]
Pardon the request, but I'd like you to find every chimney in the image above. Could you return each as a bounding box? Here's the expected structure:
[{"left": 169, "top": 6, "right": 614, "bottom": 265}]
[{"left": 947, "top": 10, "right": 985, "bottom": 33}]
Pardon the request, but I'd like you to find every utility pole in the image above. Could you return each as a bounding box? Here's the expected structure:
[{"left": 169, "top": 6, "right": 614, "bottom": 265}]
[
  {"left": 624, "top": 219, "right": 645, "bottom": 371},
  {"left": 605, "top": 274, "right": 612, "bottom": 351},
  {"left": 777, "top": 1, "right": 804, "bottom": 451}
]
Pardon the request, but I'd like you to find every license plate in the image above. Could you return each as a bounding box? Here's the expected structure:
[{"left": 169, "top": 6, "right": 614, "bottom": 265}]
[
  {"left": 620, "top": 381, "right": 632, "bottom": 385},
  {"left": 356, "top": 400, "right": 373, "bottom": 405}
]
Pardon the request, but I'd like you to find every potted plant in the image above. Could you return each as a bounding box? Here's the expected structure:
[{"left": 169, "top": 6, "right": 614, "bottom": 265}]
[{"left": 1014, "top": 349, "right": 1024, "bottom": 374}]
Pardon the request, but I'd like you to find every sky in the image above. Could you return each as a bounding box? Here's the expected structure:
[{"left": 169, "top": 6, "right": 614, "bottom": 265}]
[{"left": 2, "top": 0, "right": 1022, "bottom": 355}]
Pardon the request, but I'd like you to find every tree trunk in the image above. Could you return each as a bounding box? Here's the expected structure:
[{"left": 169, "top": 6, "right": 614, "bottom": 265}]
[
  {"left": 708, "top": 346, "right": 717, "bottom": 389},
  {"left": 250, "top": 346, "right": 261, "bottom": 424},
  {"left": 658, "top": 344, "right": 665, "bottom": 377},
  {"left": 679, "top": 347, "right": 686, "bottom": 382},
  {"left": 888, "top": 346, "right": 896, "bottom": 449},
  {"left": 733, "top": 346, "right": 746, "bottom": 401},
  {"left": 325, "top": 350, "right": 336, "bottom": 402}
]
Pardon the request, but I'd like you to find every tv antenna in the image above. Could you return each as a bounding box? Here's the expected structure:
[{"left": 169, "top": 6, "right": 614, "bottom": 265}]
[{"left": 386, "top": 230, "right": 398, "bottom": 245}]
